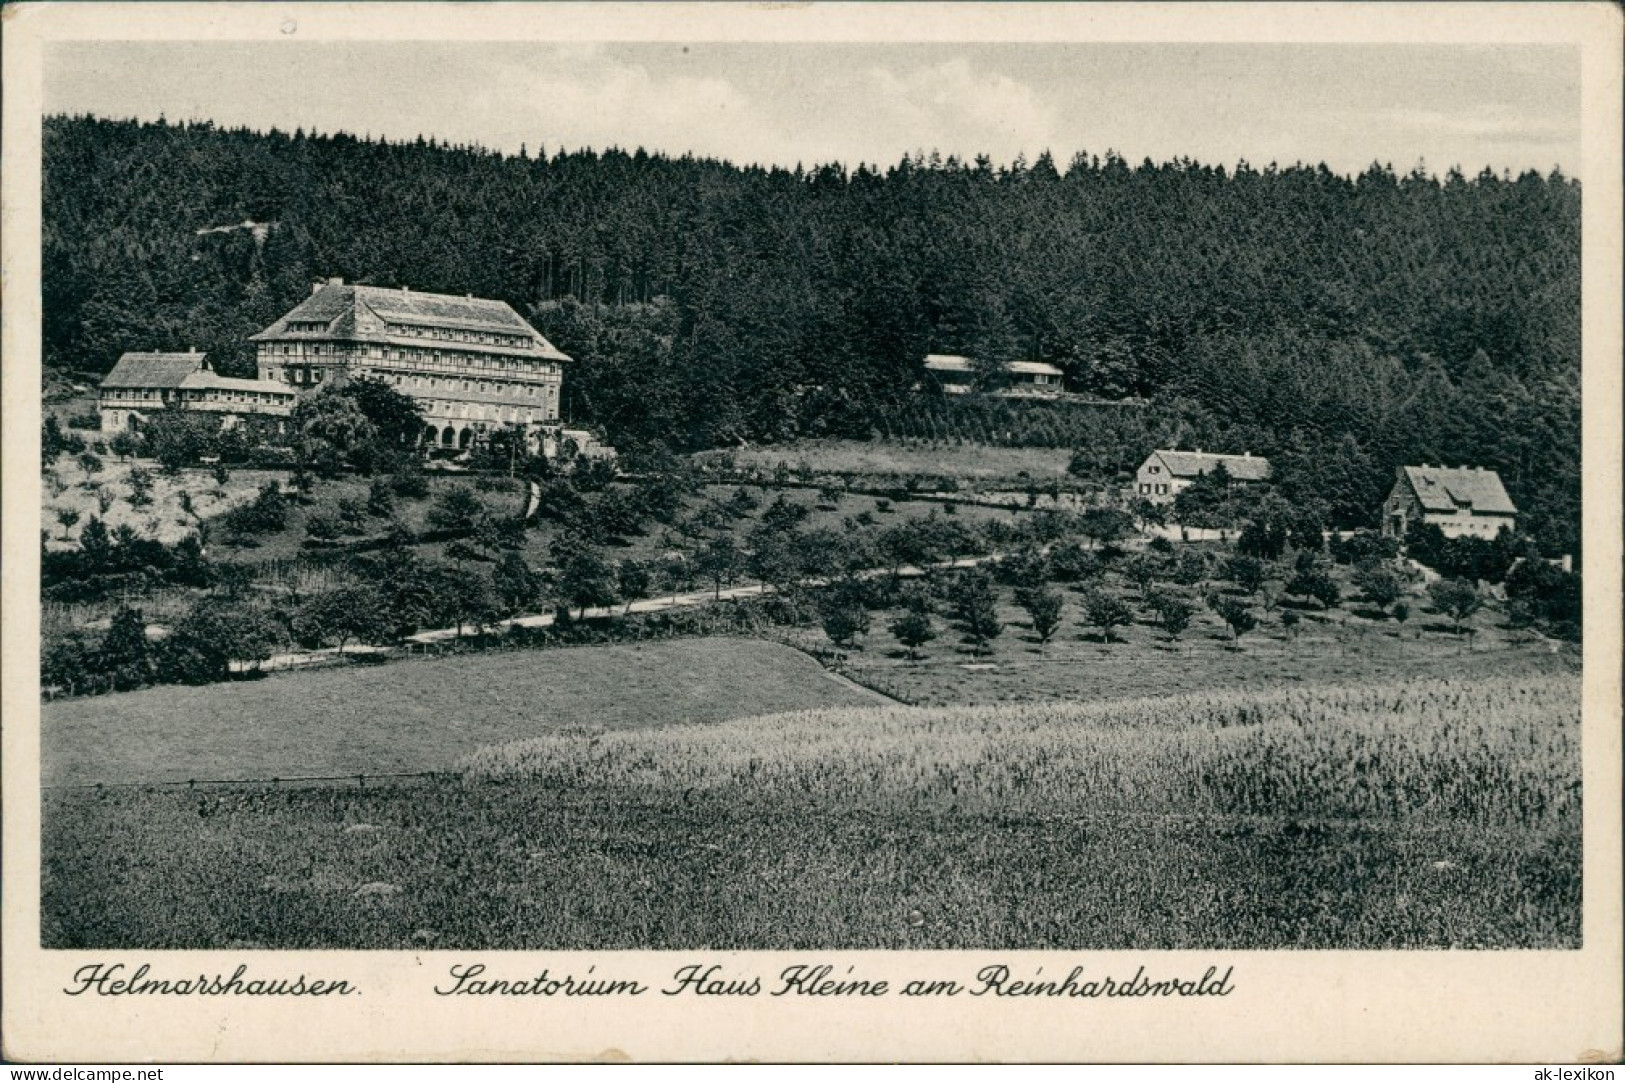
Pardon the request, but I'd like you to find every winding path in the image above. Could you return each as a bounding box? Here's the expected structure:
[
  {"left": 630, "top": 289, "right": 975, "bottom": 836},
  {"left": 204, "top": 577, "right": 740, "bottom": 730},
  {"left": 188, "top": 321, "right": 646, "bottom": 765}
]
[{"left": 239, "top": 554, "right": 1001, "bottom": 674}]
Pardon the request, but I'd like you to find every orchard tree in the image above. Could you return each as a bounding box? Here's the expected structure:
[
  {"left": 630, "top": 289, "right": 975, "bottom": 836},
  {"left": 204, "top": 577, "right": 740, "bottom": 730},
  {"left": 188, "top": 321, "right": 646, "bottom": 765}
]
[
  {"left": 291, "top": 389, "right": 378, "bottom": 473},
  {"left": 55, "top": 507, "right": 81, "bottom": 540},
  {"left": 1428, "top": 577, "right": 1483, "bottom": 636},
  {"left": 163, "top": 598, "right": 280, "bottom": 682},
  {"left": 1224, "top": 554, "right": 1266, "bottom": 595},
  {"left": 1017, "top": 585, "right": 1065, "bottom": 646},
  {"left": 101, "top": 606, "right": 152, "bottom": 690},
  {"left": 427, "top": 485, "right": 487, "bottom": 534},
  {"left": 1353, "top": 560, "right": 1402, "bottom": 613},
  {"left": 889, "top": 611, "right": 936, "bottom": 660},
  {"left": 1080, "top": 588, "right": 1133, "bottom": 643},
  {"left": 559, "top": 547, "right": 619, "bottom": 618},
  {"left": 820, "top": 598, "right": 870, "bottom": 649},
  {"left": 1288, "top": 566, "right": 1340, "bottom": 611},
  {"left": 949, "top": 571, "right": 1003, "bottom": 656},
  {"left": 1209, "top": 594, "right": 1258, "bottom": 643},
  {"left": 695, "top": 535, "right": 743, "bottom": 600},
  {"left": 1079, "top": 507, "right": 1135, "bottom": 549},
  {"left": 126, "top": 467, "right": 154, "bottom": 507},
  {"left": 109, "top": 430, "right": 141, "bottom": 463},
  {"left": 337, "top": 376, "right": 427, "bottom": 452},
  {"left": 293, "top": 584, "right": 390, "bottom": 653},
  {"left": 616, "top": 558, "right": 652, "bottom": 615},
  {"left": 492, "top": 551, "right": 543, "bottom": 616},
  {"left": 432, "top": 563, "right": 501, "bottom": 638},
  {"left": 1149, "top": 591, "right": 1195, "bottom": 640}
]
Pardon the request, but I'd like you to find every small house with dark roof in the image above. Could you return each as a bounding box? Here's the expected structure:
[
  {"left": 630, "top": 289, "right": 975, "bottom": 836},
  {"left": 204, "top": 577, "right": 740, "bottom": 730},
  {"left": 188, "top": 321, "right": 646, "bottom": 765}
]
[
  {"left": 1134, "top": 449, "right": 1271, "bottom": 505},
  {"left": 251, "top": 278, "right": 571, "bottom": 452},
  {"left": 99, "top": 349, "right": 295, "bottom": 433},
  {"left": 1383, "top": 465, "right": 1517, "bottom": 540}
]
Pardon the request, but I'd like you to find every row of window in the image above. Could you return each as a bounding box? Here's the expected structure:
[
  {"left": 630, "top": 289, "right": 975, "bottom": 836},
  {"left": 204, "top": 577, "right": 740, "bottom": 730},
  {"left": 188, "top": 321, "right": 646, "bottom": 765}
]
[
  {"left": 377, "top": 371, "right": 554, "bottom": 399},
  {"left": 181, "top": 389, "right": 291, "bottom": 405},
  {"left": 1138, "top": 483, "right": 1171, "bottom": 496},
  {"left": 263, "top": 344, "right": 556, "bottom": 374},
  {"left": 420, "top": 401, "right": 545, "bottom": 424},
  {"left": 383, "top": 323, "right": 529, "bottom": 349},
  {"left": 262, "top": 365, "right": 556, "bottom": 402}
]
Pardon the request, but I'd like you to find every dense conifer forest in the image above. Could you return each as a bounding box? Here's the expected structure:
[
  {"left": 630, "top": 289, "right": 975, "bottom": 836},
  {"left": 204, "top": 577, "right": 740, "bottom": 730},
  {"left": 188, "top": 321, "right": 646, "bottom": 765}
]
[{"left": 42, "top": 114, "right": 1581, "bottom": 550}]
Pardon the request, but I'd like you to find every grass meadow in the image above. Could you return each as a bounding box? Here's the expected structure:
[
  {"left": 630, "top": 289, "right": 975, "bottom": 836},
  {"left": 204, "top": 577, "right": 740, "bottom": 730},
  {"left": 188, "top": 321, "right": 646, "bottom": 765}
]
[
  {"left": 43, "top": 674, "right": 1580, "bottom": 950},
  {"left": 41, "top": 637, "right": 877, "bottom": 786}
]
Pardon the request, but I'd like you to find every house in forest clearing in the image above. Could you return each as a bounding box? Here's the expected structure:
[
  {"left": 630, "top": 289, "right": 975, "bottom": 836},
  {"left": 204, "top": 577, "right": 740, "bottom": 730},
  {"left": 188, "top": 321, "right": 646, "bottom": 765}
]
[
  {"left": 1134, "top": 449, "right": 1271, "bottom": 505},
  {"left": 1382, "top": 465, "right": 1517, "bottom": 540},
  {"left": 922, "top": 354, "right": 1065, "bottom": 395},
  {"left": 98, "top": 349, "right": 295, "bottom": 433},
  {"left": 251, "top": 278, "right": 573, "bottom": 453}
]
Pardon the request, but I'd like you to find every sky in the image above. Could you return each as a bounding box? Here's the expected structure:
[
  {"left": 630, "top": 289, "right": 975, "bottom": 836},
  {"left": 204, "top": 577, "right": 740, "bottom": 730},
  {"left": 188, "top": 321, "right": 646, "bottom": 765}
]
[{"left": 44, "top": 41, "right": 1580, "bottom": 177}]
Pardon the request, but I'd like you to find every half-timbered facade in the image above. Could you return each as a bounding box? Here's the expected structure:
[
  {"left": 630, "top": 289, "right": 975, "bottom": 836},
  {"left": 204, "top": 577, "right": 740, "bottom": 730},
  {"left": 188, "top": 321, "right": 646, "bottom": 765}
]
[
  {"left": 98, "top": 350, "right": 295, "bottom": 433},
  {"left": 250, "top": 279, "right": 570, "bottom": 450}
]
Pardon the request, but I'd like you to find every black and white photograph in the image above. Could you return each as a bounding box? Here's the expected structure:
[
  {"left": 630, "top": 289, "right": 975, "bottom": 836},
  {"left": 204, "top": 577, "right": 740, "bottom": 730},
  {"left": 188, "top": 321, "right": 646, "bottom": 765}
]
[{"left": 4, "top": 0, "right": 1620, "bottom": 1064}]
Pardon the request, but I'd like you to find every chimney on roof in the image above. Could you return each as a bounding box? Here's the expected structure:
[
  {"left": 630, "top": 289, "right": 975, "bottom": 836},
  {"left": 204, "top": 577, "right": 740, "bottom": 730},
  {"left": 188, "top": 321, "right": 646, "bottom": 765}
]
[
  {"left": 401, "top": 285, "right": 410, "bottom": 293},
  {"left": 1195, "top": 448, "right": 1203, "bottom": 455},
  {"left": 188, "top": 346, "right": 196, "bottom": 354},
  {"left": 328, "top": 277, "right": 343, "bottom": 286}
]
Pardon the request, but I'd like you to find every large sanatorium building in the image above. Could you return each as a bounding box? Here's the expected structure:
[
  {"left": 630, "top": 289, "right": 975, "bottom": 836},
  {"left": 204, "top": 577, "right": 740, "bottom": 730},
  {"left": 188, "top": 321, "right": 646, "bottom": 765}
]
[
  {"left": 100, "top": 280, "right": 574, "bottom": 454},
  {"left": 250, "top": 279, "right": 570, "bottom": 450}
]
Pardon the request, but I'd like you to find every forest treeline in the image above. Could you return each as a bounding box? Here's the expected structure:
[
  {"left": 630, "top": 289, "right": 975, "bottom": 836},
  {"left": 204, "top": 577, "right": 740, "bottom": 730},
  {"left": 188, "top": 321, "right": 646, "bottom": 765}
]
[{"left": 42, "top": 114, "right": 1580, "bottom": 550}]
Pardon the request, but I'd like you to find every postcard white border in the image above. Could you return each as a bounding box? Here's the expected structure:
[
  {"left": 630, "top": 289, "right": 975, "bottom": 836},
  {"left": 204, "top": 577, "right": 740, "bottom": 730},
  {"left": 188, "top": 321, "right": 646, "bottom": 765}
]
[{"left": 4, "top": 2, "right": 1620, "bottom": 1063}]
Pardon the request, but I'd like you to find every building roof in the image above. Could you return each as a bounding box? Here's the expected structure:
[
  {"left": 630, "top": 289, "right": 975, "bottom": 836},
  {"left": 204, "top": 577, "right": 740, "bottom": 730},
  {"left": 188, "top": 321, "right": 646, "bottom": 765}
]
[
  {"left": 1149, "top": 449, "right": 1272, "bottom": 482},
  {"left": 924, "top": 355, "right": 1064, "bottom": 377},
  {"left": 250, "top": 279, "right": 571, "bottom": 363},
  {"left": 1006, "top": 360, "right": 1064, "bottom": 377},
  {"left": 177, "top": 369, "right": 296, "bottom": 397},
  {"left": 100, "top": 352, "right": 208, "bottom": 389},
  {"left": 1400, "top": 465, "right": 1517, "bottom": 515}
]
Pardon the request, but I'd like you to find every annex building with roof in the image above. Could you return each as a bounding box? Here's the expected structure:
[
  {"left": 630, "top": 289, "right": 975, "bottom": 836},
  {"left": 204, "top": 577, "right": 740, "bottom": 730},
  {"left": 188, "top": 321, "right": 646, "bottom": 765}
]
[
  {"left": 1382, "top": 465, "right": 1517, "bottom": 540},
  {"left": 1134, "top": 449, "right": 1272, "bottom": 505},
  {"left": 250, "top": 278, "right": 570, "bottom": 451},
  {"left": 98, "top": 349, "right": 296, "bottom": 434},
  {"left": 922, "top": 354, "right": 1065, "bottom": 396}
]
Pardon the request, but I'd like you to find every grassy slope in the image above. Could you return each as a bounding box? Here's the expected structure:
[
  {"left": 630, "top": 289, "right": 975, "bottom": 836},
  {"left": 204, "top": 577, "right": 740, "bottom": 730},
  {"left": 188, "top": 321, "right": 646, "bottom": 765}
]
[
  {"left": 41, "top": 637, "right": 876, "bottom": 786},
  {"left": 43, "top": 675, "right": 1581, "bottom": 950},
  {"left": 43, "top": 461, "right": 285, "bottom": 549}
]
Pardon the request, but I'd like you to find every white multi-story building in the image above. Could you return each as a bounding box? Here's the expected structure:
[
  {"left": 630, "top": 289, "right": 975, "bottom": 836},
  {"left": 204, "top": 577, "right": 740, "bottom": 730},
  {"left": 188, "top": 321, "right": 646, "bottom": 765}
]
[{"left": 250, "top": 278, "right": 571, "bottom": 451}]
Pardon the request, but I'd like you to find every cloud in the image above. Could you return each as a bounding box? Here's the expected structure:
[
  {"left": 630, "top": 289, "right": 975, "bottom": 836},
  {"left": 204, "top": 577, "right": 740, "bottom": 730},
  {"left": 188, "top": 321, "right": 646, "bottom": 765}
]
[
  {"left": 481, "top": 52, "right": 779, "bottom": 163},
  {"left": 844, "top": 58, "right": 1060, "bottom": 163}
]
